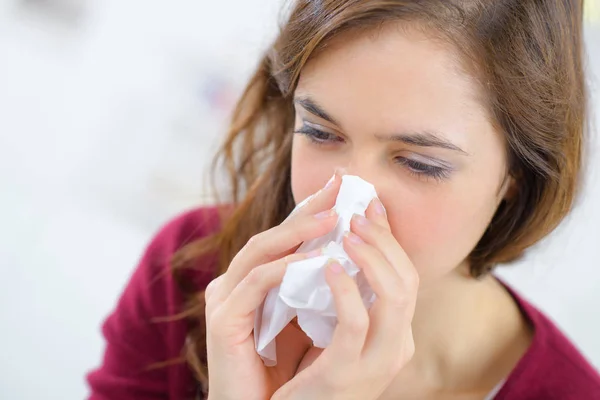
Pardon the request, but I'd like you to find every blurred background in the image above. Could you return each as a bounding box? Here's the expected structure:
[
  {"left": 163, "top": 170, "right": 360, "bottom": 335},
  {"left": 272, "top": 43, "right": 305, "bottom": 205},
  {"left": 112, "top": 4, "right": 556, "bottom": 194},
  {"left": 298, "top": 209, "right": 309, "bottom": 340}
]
[{"left": 0, "top": 0, "right": 598, "bottom": 398}]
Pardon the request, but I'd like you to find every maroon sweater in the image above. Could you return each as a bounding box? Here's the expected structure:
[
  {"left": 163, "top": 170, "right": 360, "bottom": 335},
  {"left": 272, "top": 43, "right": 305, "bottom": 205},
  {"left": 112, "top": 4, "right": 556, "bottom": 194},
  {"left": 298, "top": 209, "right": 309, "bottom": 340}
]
[{"left": 87, "top": 207, "right": 600, "bottom": 399}]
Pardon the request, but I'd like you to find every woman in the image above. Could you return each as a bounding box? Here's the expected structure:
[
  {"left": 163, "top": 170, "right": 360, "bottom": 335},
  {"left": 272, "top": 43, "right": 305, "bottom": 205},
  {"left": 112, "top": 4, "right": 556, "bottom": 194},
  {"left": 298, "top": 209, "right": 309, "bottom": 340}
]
[{"left": 87, "top": 1, "right": 600, "bottom": 399}]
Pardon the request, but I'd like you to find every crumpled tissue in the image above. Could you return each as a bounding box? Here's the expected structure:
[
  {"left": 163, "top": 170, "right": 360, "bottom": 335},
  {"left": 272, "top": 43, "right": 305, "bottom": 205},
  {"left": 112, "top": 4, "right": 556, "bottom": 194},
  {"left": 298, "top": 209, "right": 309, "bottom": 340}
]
[{"left": 254, "top": 175, "right": 380, "bottom": 366}]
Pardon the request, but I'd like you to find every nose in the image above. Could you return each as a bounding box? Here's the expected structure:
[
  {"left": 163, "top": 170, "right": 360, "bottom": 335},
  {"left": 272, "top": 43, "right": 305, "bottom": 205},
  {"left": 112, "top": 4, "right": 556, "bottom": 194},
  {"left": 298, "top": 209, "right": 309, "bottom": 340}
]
[
  {"left": 338, "top": 152, "right": 398, "bottom": 213},
  {"left": 341, "top": 160, "right": 379, "bottom": 187}
]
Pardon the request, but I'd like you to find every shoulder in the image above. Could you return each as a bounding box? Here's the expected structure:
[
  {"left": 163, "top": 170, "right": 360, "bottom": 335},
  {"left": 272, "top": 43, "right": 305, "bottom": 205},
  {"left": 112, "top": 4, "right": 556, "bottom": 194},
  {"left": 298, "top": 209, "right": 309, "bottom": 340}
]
[
  {"left": 497, "top": 283, "right": 600, "bottom": 399},
  {"left": 126, "top": 206, "right": 222, "bottom": 311},
  {"left": 129, "top": 205, "right": 225, "bottom": 320},
  {"left": 146, "top": 205, "right": 223, "bottom": 283},
  {"left": 86, "top": 206, "right": 223, "bottom": 399},
  {"left": 146, "top": 205, "right": 222, "bottom": 265}
]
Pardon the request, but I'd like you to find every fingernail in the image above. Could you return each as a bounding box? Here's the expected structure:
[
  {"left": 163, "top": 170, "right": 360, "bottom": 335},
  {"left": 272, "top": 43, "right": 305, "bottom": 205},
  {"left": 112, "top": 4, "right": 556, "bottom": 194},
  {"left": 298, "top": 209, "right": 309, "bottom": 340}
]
[
  {"left": 306, "top": 249, "right": 322, "bottom": 258},
  {"left": 334, "top": 167, "right": 347, "bottom": 177},
  {"left": 327, "top": 260, "right": 343, "bottom": 274},
  {"left": 346, "top": 231, "right": 364, "bottom": 245},
  {"left": 373, "top": 198, "right": 386, "bottom": 216},
  {"left": 324, "top": 174, "right": 336, "bottom": 190},
  {"left": 314, "top": 209, "right": 336, "bottom": 219},
  {"left": 353, "top": 214, "right": 369, "bottom": 226}
]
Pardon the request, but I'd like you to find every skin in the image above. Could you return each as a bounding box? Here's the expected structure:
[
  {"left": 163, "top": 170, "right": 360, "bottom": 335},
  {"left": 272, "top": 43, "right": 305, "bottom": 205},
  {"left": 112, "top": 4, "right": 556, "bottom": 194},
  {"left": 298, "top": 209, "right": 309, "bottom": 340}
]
[
  {"left": 205, "top": 23, "right": 532, "bottom": 400},
  {"left": 207, "top": 174, "right": 421, "bottom": 400},
  {"left": 288, "top": 25, "right": 532, "bottom": 399}
]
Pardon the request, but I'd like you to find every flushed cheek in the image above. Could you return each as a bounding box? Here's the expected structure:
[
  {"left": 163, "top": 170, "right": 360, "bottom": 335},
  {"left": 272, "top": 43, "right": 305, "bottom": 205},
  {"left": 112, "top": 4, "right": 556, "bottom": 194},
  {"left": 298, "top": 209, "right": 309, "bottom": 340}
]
[{"left": 386, "top": 194, "right": 492, "bottom": 280}]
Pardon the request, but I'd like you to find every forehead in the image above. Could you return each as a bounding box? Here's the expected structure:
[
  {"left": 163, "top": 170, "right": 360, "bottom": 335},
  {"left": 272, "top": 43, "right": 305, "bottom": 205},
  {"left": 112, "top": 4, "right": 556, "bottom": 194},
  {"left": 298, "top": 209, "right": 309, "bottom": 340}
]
[
  {"left": 295, "top": 24, "right": 491, "bottom": 141},
  {"left": 299, "top": 23, "right": 480, "bottom": 98}
]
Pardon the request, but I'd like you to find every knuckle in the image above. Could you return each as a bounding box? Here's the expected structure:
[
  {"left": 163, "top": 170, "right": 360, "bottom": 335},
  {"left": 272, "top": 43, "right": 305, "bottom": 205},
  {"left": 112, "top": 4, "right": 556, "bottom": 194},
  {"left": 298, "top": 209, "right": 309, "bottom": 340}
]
[
  {"left": 338, "top": 285, "right": 355, "bottom": 301},
  {"left": 402, "top": 269, "right": 420, "bottom": 293},
  {"left": 282, "top": 254, "right": 299, "bottom": 265},
  {"left": 345, "top": 314, "right": 369, "bottom": 335},
  {"left": 206, "top": 309, "right": 225, "bottom": 333},
  {"left": 289, "top": 222, "right": 307, "bottom": 242},
  {"left": 371, "top": 222, "right": 387, "bottom": 235},
  {"left": 323, "top": 371, "right": 349, "bottom": 392},
  {"left": 204, "top": 291, "right": 215, "bottom": 309},
  {"left": 243, "top": 266, "right": 263, "bottom": 286},
  {"left": 245, "top": 231, "right": 272, "bottom": 257},
  {"left": 204, "top": 275, "right": 223, "bottom": 301},
  {"left": 204, "top": 287, "right": 212, "bottom": 303},
  {"left": 364, "top": 221, "right": 387, "bottom": 240},
  {"left": 386, "top": 288, "right": 412, "bottom": 310},
  {"left": 385, "top": 358, "right": 406, "bottom": 380},
  {"left": 246, "top": 231, "right": 264, "bottom": 248}
]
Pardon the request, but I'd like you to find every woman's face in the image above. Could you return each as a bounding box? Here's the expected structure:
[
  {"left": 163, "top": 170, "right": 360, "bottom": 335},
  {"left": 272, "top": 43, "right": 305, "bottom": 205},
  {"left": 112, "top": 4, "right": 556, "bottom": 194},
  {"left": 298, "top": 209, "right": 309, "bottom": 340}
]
[{"left": 291, "top": 25, "right": 511, "bottom": 282}]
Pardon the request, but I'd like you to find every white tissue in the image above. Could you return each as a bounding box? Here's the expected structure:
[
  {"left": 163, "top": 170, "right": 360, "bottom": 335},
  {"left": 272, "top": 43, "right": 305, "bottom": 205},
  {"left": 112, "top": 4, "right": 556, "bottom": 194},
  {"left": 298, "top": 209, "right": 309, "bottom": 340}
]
[{"left": 254, "top": 175, "right": 379, "bottom": 366}]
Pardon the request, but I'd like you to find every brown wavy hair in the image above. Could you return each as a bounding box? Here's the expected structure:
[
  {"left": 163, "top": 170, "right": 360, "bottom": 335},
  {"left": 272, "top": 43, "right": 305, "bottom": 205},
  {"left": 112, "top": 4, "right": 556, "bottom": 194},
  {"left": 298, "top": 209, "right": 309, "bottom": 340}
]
[{"left": 169, "top": 0, "right": 588, "bottom": 395}]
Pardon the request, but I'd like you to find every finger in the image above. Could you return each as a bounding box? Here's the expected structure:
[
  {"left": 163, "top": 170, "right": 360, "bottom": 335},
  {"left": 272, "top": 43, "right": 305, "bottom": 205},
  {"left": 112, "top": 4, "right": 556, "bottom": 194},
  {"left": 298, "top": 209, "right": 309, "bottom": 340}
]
[
  {"left": 364, "top": 197, "right": 390, "bottom": 231},
  {"left": 342, "top": 232, "right": 404, "bottom": 307},
  {"left": 284, "top": 169, "right": 343, "bottom": 222},
  {"left": 350, "top": 213, "right": 415, "bottom": 282},
  {"left": 348, "top": 214, "right": 419, "bottom": 315},
  {"left": 342, "top": 233, "right": 414, "bottom": 368},
  {"left": 319, "top": 260, "right": 369, "bottom": 369},
  {"left": 214, "top": 211, "right": 337, "bottom": 301},
  {"left": 344, "top": 220, "right": 418, "bottom": 364},
  {"left": 205, "top": 274, "right": 224, "bottom": 302},
  {"left": 361, "top": 301, "right": 415, "bottom": 375},
  {"left": 216, "top": 252, "right": 314, "bottom": 324}
]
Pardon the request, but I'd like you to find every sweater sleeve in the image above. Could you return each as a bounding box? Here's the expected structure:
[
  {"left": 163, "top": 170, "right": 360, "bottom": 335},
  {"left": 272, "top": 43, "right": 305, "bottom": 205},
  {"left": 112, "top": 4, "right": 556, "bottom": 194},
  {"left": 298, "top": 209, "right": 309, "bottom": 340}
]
[{"left": 86, "top": 208, "right": 219, "bottom": 400}]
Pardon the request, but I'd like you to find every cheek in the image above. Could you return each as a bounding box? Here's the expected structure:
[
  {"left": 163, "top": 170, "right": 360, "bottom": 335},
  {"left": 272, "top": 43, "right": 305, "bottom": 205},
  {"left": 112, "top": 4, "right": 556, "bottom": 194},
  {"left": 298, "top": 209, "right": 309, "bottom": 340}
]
[
  {"left": 291, "top": 137, "right": 340, "bottom": 204},
  {"left": 384, "top": 183, "right": 501, "bottom": 280},
  {"left": 292, "top": 135, "right": 504, "bottom": 280}
]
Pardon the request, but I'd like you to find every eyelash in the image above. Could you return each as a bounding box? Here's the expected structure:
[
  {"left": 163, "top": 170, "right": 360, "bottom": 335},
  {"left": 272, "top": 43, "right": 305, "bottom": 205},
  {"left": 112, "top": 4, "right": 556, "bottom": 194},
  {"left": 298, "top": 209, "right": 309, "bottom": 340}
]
[
  {"left": 294, "top": 125, "right": 451, "bottom": 182},
  {"left": 295, "top": 125, "right": 343, "bottom": 144}
]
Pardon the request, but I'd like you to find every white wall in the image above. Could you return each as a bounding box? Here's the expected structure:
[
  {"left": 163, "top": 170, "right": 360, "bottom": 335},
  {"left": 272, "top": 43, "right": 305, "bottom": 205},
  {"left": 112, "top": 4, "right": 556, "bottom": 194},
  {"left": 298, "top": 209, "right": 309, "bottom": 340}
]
[{"left": 0, "top": 1, "right": 598, "bottom": 398}]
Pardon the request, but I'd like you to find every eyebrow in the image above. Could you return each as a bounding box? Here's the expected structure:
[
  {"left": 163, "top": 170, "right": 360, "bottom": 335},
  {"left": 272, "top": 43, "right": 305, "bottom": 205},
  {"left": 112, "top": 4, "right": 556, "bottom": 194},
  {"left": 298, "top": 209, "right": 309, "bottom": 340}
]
[
  {"left": 375, "top": 131, "right": 469, "bottom": 155},
  {"left": 294, "top": 96, "right": 468, "bottom": 155},
  {"left": 294, "top": 97, "right": 340, "bottom": 126}
]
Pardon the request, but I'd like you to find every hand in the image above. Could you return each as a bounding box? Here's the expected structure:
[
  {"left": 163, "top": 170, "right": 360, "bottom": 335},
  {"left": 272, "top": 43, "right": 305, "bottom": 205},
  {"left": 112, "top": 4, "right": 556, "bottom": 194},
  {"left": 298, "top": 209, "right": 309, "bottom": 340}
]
[
  {"left": 204, "top": 173, "right": 343, "bottom": 400},
  {"left": 271, "top": 198, "right": 419, "bottom": 400}
]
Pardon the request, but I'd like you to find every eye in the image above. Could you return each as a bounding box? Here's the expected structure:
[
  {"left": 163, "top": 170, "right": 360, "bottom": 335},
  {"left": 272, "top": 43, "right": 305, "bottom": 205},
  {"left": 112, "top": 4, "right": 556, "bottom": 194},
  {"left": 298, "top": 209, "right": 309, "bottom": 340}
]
[
  {"left": 294, "top": 125, "right": 344, "bottom": 145},
  {"left": 395, "top": 157, "right": 451, "bottom": 182}
]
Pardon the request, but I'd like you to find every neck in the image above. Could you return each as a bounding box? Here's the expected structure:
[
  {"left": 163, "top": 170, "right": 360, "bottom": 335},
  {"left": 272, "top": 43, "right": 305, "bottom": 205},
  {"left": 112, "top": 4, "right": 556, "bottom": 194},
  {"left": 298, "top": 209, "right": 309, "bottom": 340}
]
[{"left": 384, "top": 264, "right": 532, "bottom": 397}]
